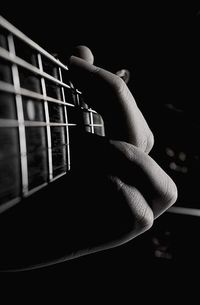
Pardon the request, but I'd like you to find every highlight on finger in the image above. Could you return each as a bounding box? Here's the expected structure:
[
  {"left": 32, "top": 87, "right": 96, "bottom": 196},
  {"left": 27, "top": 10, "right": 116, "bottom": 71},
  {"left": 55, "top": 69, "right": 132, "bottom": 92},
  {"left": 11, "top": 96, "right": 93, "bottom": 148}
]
[
  {"left": 71, "top": 45, "right": 94, "bottom": 64},
  {"left": 107, "top": 140, "right": 178, "bottom": 218}
]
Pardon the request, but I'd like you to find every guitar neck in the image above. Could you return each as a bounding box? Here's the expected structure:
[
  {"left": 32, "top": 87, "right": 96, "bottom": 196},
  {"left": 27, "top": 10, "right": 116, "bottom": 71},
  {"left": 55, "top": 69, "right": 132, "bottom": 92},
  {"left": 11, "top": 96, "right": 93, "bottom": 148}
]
[{"left": 0, "top": 15, "right": 105, "bottom": 213}]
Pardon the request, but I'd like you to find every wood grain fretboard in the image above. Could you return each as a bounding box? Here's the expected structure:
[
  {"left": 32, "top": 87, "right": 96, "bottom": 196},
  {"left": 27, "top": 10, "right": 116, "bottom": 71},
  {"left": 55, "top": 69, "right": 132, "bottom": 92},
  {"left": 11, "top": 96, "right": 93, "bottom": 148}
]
[{"left": 0, "top": 15, "right": 105, "bottom": 213}]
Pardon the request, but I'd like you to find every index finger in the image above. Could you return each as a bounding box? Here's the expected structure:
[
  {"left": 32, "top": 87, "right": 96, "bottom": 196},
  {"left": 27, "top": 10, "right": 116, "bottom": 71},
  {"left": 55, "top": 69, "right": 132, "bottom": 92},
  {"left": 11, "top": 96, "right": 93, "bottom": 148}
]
[
  {"left": 69, "top": 56, "right": 154, "bottom": 153},
  {"left": 71, "top": 45, "right": 94, "bottom": 64}
]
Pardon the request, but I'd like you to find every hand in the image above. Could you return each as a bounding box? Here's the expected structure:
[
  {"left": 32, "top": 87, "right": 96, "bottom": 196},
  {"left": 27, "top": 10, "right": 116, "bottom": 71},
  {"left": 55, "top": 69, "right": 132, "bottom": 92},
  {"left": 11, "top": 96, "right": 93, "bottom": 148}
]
[
  {"left": 67, "top": 45, "right": 177, "bottom": 249},
  {"left": 0, "top": 46, "right": 177, "bottom": 271}
]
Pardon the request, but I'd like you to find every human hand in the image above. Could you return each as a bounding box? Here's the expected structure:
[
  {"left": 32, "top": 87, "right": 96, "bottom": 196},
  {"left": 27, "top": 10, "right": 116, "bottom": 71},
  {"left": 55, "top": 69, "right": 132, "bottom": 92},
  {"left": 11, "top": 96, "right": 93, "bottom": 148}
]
[
  {"left": 66, "top": 45, "right": 178, "bottom": 253},
  {"left": 0, "top": 46, "right": 177, "bottom": 271}
]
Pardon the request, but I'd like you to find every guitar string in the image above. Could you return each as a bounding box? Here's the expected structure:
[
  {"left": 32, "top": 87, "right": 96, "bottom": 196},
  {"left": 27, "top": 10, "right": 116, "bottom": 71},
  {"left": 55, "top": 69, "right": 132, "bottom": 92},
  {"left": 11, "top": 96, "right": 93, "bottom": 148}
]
[{"left": 0, "top": 16, "right": 105, "bottom": 211}]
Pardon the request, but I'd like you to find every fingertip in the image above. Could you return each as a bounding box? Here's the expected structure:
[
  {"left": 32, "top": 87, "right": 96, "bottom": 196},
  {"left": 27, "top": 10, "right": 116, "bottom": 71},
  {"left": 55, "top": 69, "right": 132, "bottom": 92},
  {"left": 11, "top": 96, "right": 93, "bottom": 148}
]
[
  {"left": 68, "top": 55, "right": 91, "bottom": 70},
  {"left": 71, "top": 45, "right": 94, "bottom": 64},
  {"left": 68, "top": 55, "right": 98, "bottom": 75},
  {"left": 67, "top": 55, "right": 98, "bottom": 93}
]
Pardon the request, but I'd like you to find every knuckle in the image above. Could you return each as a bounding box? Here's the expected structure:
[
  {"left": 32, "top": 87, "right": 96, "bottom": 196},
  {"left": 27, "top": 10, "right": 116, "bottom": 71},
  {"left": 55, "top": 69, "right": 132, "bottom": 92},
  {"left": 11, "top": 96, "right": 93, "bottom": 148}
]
[
  {"left": 92, "top": 66, "right": 102, "bottom": 75},
  {"left": 114, "top": 129, "right": 154, "bottom": 154},
  {"left": 113, "top": 176, "right": 154, "bottom": 232},
  {"left": 124, "top": 183, "right": 154, "bottom": 231},
  {"left": 154, "top": 177, "right": 178, "bottom": 218},
  {"left": 137, "top": 131, "right": 154, "bottom": 153},
  {"left": 164, "top": 178, "right": 178, "bottom": 207},
  {"left": 136, "top": 205, "right": 154, "bottom": 231},
  {"left": 112, "top": 74, "right": 126, "bottom": 94},
  {"left": 146, "top": 131, "right": 154, "bottom": 152},
  {"left": 109, "top": 140, "right": 134, "bottom": 158}
]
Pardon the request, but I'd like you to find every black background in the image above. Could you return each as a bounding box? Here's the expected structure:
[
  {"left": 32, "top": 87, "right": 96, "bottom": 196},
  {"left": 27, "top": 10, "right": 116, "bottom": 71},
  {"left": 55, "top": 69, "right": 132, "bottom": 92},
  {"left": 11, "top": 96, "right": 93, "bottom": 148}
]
[
  {"left": 1, "top": 4, "right": 200, "bottom": 110},
  {"left": 1, "top": 3, "right": 200, "bottom": 296}
]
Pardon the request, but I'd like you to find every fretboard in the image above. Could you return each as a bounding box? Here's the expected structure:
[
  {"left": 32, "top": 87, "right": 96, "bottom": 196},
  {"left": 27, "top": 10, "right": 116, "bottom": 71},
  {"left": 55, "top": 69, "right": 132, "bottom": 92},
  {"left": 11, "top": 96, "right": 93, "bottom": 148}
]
[{"left": 0, "top": 15, "right": 105, "bottom": 213}]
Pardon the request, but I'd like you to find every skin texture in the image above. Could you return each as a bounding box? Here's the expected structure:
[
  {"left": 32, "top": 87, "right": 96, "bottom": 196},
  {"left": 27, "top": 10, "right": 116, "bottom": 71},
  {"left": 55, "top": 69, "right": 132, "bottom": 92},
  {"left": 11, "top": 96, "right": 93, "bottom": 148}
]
[
  {"left": 69, "top": 46, "right": 177, "bottom": 217},
  {"left": 0, "top": 46, "right": 178, "bottom": 271}
]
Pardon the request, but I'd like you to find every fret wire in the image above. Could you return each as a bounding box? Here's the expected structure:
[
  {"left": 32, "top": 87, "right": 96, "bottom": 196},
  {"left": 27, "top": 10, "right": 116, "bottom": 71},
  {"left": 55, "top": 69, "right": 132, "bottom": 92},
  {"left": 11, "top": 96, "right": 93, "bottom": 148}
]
[
  {"left": 7, "top": 33, "right": 29, "bottom": 195},
  {"left": 88, "top": 108, "right": 98, "bottom": 114},
  {"left": 74, "top": 88, "right": 80, "bottom": 107},
  {"left": 64, "top": 107, "right": 70, "bottom": 170},
  {"left": 0, "top": 15, "right": 69, "bottom": 71},
  {"left": 37, "top": 53, "right": 53, "bottom": 181},
  {"left": 51, "top": 171, "right": 67, "bottom": 182},
  {"left": 19, "top": 173, "right": 66, "bottom": 201},
  {"left": 76, "top": 91, "right": 80, "bottom": 105},
  {"left": 0, "top": 46, "right": 71, "bottom": 89},
  {"left": 59, "top": 67, "right": 71, "bottom": 170},
  {"left": 0, "top": 80, "right": 75, "bottom": 107},
  {"left": 23, "top": 182, "right": 48, "bottom": 198},
  {"left": 0, "top": 16, "right": 105, "bottom": 212},
  {"left": 80, "top": 107, "right": 98, "bottom": 114},
  {"left": 89, "top": 110, "right": 94, "bottom": 133}
]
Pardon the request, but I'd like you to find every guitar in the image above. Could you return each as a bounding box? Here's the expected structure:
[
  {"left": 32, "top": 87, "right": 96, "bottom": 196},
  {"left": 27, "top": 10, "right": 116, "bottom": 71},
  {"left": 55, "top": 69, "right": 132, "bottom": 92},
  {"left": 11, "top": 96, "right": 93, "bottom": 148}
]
[{"left": 0, "top": 15, "right": 105, "bottom": 214}]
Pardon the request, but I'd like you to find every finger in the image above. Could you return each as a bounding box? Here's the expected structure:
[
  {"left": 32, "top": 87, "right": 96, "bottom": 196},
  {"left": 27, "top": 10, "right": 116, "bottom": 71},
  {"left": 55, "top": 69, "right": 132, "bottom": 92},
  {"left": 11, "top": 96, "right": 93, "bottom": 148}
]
[
  {"left": 71, "top": 45, "right": 94, "bottom": 64},
  {"left": 70, "top": 132, "right": 177, "bottom": 218},
  {"left": 108, "top": 176, "right": 154, "bottom": 237},
  {"left": 69, "top": 56, "right": 154, "bottom": 153},
  {"left": 108, "top": 141, "right": 178, "bottom": 218}
]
